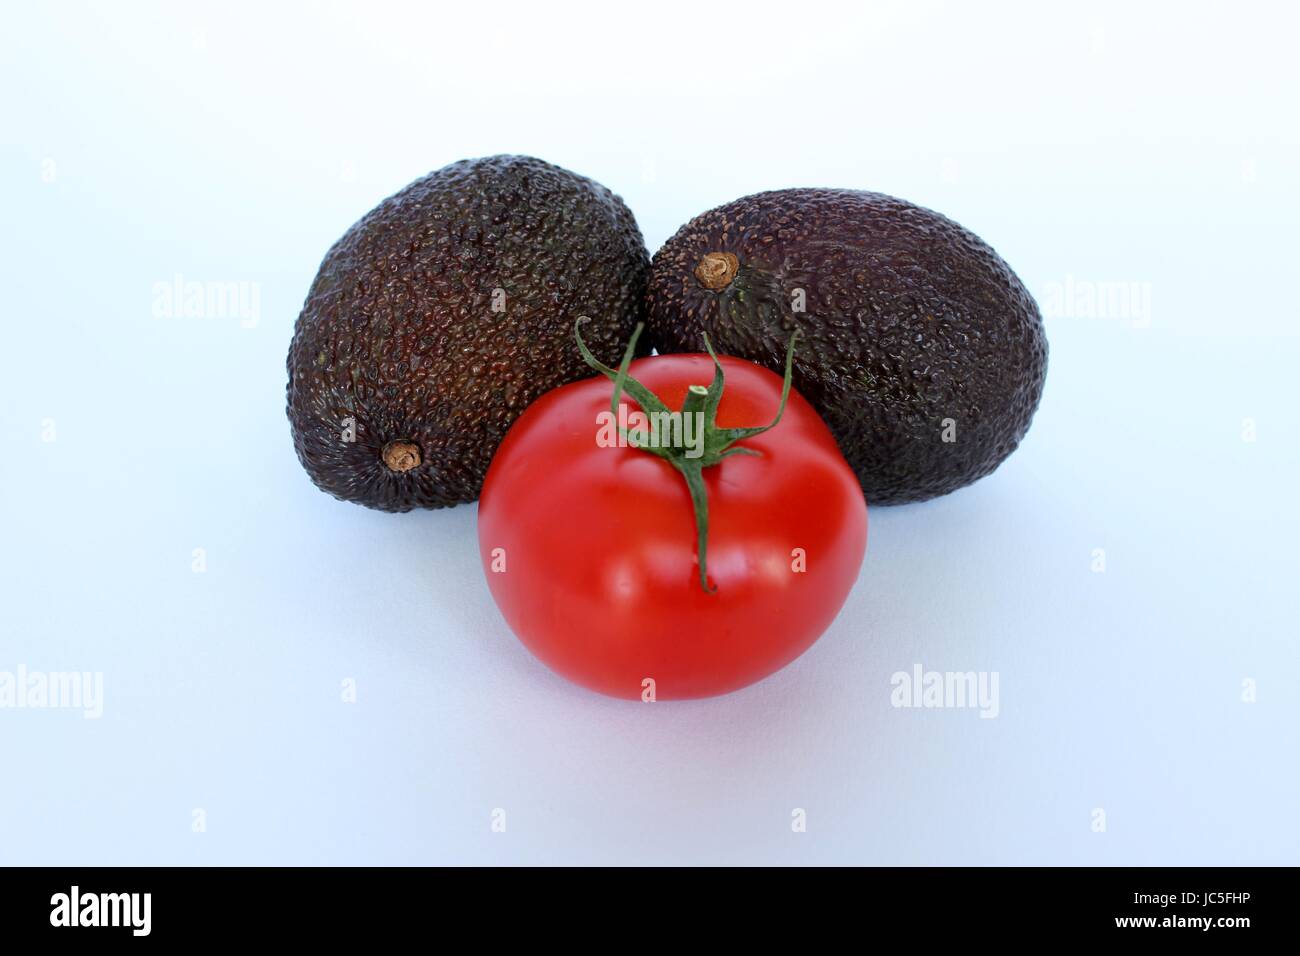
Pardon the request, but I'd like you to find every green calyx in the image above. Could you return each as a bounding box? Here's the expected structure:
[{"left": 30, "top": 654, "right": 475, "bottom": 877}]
[{"left": 575, "top": 318, "right": 800, "bottom": 593}]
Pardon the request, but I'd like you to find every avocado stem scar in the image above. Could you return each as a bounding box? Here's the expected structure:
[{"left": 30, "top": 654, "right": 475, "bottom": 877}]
[
  {"left": 382, "top": 440, "right": 422, "bottom": 473},
  {"left": 694, "top": 252, "right": 739, "bottom": 290}
]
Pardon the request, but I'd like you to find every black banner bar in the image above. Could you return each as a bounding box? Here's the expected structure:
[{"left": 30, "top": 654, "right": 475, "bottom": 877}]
[{"left": 0, "top": 866, "right": 1284, "bottom": 942}]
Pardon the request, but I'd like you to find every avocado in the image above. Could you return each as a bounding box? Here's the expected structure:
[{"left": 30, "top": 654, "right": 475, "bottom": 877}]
[
  {"left": 287, "top": 155, "right": 649, "bottom": 511},
  {"left": 644, "top": 189, "right": 1047, "bottom": 504}
]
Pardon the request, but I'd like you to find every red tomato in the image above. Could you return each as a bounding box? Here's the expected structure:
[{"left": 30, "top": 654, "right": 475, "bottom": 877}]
[{"left": 477, "top": 337, "right": 867, "bottom": 700}]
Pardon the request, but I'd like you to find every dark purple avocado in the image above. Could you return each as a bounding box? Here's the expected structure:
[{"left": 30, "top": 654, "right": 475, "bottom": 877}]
[
  {"left": 287, "top": 155, "right": 649, "bottom": 511},
  {"left": 645, "top": 189, "right": 1047, "bottom": 504}
]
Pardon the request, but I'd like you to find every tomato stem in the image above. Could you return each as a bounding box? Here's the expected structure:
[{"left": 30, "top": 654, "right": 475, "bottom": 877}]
[{"left": 575, "top": 318, "right": 800, "bottom": 593}]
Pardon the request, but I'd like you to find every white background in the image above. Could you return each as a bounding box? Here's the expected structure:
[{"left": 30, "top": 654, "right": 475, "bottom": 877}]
[{"left": 2, "top": 0, "right": 1297, "bottom": 864}]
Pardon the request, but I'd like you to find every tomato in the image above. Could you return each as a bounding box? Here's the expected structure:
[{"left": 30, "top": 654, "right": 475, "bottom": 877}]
[{"left": 477, "top": 322, "right": 867, "bottom": 700}]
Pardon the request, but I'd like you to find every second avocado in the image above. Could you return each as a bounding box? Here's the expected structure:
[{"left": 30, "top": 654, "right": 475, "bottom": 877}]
[
  {"left": 645, "top": 189, "right": 1048, "bottom": 504},
  {"left": 287, "top": 155, "right": 648, "bottom": 511}
]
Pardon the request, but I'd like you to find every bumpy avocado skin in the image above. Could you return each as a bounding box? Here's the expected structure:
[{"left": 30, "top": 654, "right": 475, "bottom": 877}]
[
  {"left": 287, "top": 155, "right": 649, "bottom": 511},
  {"left": 645, "top": 189, "right": 1047, "bottom": 505}
]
